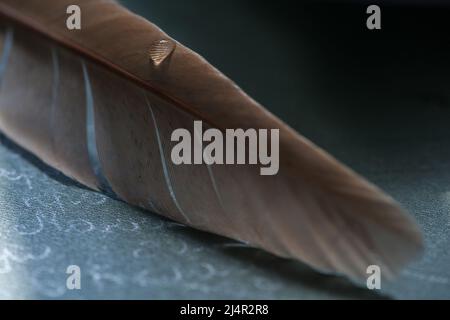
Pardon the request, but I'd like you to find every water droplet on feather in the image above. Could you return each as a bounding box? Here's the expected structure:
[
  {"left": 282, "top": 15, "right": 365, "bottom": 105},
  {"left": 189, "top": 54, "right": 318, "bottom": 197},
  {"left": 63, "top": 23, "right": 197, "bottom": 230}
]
[{"left": 149, "top": 39, "right": 176, "bottom": 66}]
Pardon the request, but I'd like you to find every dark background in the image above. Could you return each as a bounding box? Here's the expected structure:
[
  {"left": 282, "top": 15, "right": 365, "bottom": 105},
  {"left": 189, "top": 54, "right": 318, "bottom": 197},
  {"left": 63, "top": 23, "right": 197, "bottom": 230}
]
[{"left": 121, "top": 0, "right": 450, "bottom": 170}]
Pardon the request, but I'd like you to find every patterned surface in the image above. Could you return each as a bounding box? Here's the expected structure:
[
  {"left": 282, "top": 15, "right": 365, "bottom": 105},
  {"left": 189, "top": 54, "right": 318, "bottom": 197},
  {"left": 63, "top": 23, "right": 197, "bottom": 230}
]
[{"left": 0, "top": 134, "right": 382, "bottom": 299}]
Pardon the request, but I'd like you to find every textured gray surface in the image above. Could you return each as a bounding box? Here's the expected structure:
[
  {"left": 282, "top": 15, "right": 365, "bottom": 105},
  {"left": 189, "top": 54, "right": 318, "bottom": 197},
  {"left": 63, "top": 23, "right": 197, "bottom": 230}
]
[
  {"left": 0, "top": 134, "right": 383, "bottom": 299},
  {"left": 0, "top": 1, "right": 449, "bottom": 299}
]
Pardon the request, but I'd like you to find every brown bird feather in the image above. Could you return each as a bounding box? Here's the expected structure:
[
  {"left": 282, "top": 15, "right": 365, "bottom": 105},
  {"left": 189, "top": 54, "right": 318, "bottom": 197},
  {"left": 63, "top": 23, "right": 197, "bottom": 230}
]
[{"left": 0, "top": 0, "right": 422, "bottom": 282}]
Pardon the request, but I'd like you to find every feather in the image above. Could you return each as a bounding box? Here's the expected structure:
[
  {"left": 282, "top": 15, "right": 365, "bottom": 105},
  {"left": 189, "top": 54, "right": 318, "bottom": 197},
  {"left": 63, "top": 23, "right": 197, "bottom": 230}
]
[{"left": 0, "top": 0, "right": 422, "bottom": 282}]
